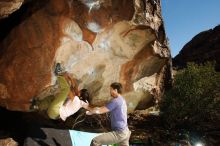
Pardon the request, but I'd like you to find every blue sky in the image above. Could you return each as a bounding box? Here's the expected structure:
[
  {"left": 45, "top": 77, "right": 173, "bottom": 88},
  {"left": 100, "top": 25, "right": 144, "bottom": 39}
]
[{"left": 161, "top": 0, "right": 220, "bottom": 57}]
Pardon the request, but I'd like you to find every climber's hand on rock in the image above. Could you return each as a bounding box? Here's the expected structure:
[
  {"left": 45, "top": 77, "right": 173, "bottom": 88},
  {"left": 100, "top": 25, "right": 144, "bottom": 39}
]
[{"left": 86, "top": 110, "right": 93, "bottom": 115}]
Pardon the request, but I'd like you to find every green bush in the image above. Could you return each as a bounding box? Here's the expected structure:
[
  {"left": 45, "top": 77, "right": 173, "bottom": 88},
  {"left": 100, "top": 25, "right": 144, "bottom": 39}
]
[{"left": 160, "top": 62, "right": 220, "bottom": 130}]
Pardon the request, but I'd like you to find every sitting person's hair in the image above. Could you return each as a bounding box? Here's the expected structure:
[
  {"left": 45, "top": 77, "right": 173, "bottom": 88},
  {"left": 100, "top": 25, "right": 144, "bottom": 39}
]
[{"left": 79, "top": 89, "right": 90, "bottom": 103}]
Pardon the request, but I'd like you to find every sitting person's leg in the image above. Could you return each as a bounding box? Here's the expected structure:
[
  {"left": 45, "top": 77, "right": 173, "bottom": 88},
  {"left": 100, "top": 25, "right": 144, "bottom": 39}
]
[{"left": 47, "top": 75, "right": 70, "bottom": 119}]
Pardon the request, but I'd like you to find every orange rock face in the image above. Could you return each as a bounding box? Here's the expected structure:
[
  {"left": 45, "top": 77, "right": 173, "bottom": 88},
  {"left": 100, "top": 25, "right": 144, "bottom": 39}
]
[
  {"left": 0, "top": 0, "right": 67, "bottom": 110},
  {"left": 0, "top": 0, "right": 171, "bottom": 111}
]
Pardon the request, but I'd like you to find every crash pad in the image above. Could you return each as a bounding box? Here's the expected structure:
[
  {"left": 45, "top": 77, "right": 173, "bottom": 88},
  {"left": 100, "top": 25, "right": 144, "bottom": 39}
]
[{"left": 24, "top": 127, "right": 118, "bottom": 146}]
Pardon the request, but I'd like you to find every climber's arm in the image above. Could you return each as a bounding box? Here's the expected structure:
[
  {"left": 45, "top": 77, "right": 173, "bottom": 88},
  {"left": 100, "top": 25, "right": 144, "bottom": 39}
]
[
  {"left": 84, "top": 105, "right": 110, "bottom": 115},
  {"left": 64, "top": 73, "right": 79, "bottom": 96}
]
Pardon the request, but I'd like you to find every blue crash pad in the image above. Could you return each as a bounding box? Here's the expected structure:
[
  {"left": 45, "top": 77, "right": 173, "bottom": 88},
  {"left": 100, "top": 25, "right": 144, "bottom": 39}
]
[{"left": 69, "top": 130, "right": 116, "bottom": 146}]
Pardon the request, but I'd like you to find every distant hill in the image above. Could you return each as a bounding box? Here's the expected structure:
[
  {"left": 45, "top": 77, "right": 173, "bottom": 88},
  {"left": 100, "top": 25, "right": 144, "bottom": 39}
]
[{"left": 173, "top": 25, "right": 220, "bottom": 71}]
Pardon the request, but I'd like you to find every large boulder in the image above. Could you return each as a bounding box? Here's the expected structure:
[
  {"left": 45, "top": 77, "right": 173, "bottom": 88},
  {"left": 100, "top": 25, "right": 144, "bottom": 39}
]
[{"left": 0, "top": 0, "right": 171, "bottom": 112}]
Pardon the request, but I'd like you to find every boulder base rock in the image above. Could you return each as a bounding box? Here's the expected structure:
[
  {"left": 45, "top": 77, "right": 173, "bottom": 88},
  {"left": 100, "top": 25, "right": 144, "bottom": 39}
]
[
  {"left": 0, "top": 138, "right": 18, "bottom": 146},
  {"left": 0, "top": 0, "right": 24, "bottom": 19}
]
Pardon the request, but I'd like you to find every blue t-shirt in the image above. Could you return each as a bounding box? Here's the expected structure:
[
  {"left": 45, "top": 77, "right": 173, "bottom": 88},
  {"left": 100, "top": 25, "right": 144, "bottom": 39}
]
[{"left": 106, "top": 96, "right": 128, "bottom": 131}]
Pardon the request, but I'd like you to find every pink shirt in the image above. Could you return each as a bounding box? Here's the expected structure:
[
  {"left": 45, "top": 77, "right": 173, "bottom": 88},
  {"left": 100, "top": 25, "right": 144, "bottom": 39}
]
[{"left": 59, "top": 96, "right": 86, "bottom": 121}]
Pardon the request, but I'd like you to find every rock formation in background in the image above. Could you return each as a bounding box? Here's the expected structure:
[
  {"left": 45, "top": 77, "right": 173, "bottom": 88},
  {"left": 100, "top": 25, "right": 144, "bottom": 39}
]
[
  {"left": 173, "top": 25, "right": 220, "bottom": 71},
  {"left": 0, "top": 0, "right": 171, "bottom": 112}
]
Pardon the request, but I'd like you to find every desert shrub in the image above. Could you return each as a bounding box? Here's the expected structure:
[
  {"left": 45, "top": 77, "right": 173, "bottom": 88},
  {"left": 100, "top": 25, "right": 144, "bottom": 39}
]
[{"left": 160, "top": 62, "right": 220, "bottom": 130}]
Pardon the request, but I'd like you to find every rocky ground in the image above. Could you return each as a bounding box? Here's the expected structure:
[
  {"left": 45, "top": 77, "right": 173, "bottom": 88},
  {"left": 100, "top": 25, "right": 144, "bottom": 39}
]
[{"left": 0, "top": 107, "right": 219, "bottom": 146}]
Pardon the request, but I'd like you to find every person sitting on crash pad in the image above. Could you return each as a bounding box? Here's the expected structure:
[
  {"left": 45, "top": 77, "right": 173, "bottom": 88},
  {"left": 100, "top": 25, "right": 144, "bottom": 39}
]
[{"left": 31, "top": 63, "right": 90, "bottom": 120}]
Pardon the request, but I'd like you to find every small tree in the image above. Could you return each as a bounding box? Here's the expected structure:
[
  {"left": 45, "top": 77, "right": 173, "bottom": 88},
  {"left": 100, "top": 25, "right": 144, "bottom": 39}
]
[{"left": 160, "top": 62, "right": 220, "bottom": 130}]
